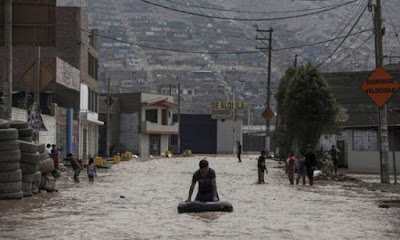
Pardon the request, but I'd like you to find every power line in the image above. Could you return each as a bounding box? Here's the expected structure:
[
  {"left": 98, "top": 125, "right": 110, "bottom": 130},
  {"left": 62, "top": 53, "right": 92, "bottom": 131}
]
[
  {"left": 316, "top": 4, "right": 368, "bottom": 68},
  {"left": 83, "top": 28, "right": 372, "bottom": 55},
  {"left": 309, "top": 0, "right": 367, "bottom": 60},
  {"left": 161, "top": 0, "right": 357, "bottom": 15},
  {"left": 330, "top": 33, "right": 374, "bottom": 68},
  {"left": 383, "top": 2, "right": 400, "bottom": 46},
  {"left": 138, "top": 0, "right": 357, "bottom": 22}
]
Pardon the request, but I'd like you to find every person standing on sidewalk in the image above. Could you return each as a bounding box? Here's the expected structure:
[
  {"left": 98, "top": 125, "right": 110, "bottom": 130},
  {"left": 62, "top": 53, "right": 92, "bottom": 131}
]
[
  {"left": 237, "top": 142, "right": 242, "bottom": 162},
  {"left": 257, "top": 151, "right": 268, "bottom": 184},
  {"left": 286, "top": 151, "right": 295, "bottom": 185},
  {"left": 305, "top": 145, "right": 316, "bottom": 186},
  {"left": 296, "top": 151, "right": 306, "bottom": 185},
  {"left": 329, "top": 145, "right": 340, "bottom": 176}
]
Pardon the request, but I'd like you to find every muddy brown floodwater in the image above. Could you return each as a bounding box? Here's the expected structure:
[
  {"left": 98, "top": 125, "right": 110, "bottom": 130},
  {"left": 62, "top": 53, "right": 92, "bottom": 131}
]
[{"left": 0, "top": 156, "right": 399, "bottom": 240}]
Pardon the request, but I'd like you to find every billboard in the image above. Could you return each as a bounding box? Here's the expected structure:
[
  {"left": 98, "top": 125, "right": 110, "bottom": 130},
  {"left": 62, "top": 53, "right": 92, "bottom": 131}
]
[
  {"left": 0, "top": 0, "right": 56, "bottom": 46},
  {"left": 211, "top": 101, "right": 245, "bottom": 119}
]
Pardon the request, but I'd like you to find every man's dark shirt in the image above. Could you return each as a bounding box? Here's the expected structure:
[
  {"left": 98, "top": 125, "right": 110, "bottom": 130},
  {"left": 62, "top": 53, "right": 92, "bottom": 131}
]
[
  {"left": 258, "top": 156, "right": 266, "bottom": 170},
  {"left": 192, "top": 168, "right": 216, "bottom": 193},
  {"left": 238, "top": 144, "right": 242, "bottom": 154},
  {"left": 305, "top": 152, "right": 316, "bottom": 168}
]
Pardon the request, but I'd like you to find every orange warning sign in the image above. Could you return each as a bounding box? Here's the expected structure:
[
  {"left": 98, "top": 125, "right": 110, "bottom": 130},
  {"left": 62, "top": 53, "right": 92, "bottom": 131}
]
[
  {"left": 361, "top": 66, "right": 400, "bottom": 108},
  {"left": 261, "top": 108, "right": 275, "bottom": 121}
]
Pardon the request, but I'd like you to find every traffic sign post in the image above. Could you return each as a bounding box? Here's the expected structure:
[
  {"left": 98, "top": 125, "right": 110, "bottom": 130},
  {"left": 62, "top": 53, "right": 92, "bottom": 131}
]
[
  {"left": 361, "top": 66, "right": 400, "bottom": 183},
  {"left": 361, "top": 66, "right": 400, "bottom": 108}
]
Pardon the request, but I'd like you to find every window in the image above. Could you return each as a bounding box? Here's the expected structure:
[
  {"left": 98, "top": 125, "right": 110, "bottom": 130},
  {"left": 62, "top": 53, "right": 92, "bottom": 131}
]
[
  {"left": 353, "top": 129, "right": 377, "bottom": 151},
  {"left": 88, "top": 52, "right": 98, "bottom": 80},
  {"left": 145, "top": 109, "right": 158, "bottom": 123},
  {"left": 87, "top": 88, "right": 98, "bottom": 113}
]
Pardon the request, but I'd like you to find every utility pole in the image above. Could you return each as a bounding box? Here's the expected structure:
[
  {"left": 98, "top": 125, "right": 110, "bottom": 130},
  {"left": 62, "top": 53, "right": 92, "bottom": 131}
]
[
  {"left": 371, "top": 0, "right": 390, "bottom": 183},
  {"left": 1, "top": 0, "right": 12, "bottom": 120},
  {"left": 106, "top": 77, "right": 111, "bottom": 157},
  {"left": 177, "top": 83, "right": 181, "bottom": 154},
  {"left": 256, "top": 26, "right": 273, "bottom": 155},
  {"left": 232, "top": 81, "right": 236, "bottom": 155},
  {"left": 35, "top": 47, "right": 41, "bottom": 107}
]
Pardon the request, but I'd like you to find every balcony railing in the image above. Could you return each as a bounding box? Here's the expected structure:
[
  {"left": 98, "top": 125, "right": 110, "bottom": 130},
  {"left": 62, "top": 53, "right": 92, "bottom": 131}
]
[{"left": 141, "top": 121, "right": 179, "bottom": 134}]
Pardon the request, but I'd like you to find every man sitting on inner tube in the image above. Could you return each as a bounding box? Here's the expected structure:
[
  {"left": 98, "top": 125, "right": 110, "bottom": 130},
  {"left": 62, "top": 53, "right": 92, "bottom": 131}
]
[{"left": 186, "top": 159, "right": 219, "bottom": 202}]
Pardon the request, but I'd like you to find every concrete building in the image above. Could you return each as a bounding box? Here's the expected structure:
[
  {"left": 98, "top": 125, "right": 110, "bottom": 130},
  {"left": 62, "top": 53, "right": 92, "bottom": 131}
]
[
  {"left": 99, "top": 93, "right": 179, "bottom": 156},
  {"left": 0, "top": 7, "right": 101, "bottom": 160},
  {"left": 323, "top": 70, "right": 400, "bottom": 173}
]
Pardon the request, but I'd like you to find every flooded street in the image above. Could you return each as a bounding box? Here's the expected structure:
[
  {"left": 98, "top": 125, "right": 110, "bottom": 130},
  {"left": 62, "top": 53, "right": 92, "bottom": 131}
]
[{"left": 1, "top": 156, "right": 399, "bottom": 240}]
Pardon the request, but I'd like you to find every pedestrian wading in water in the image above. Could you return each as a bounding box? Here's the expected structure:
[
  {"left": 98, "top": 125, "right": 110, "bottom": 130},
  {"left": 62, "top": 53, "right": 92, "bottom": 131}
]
[
  {"left": 296, "top": 151, "right": 306, "bottom": 185},
  {"left": 87, "top": 158, "right": 97, "bottom": 183},
  {"left": 237, "top": 142, "right": 242, "bottom": 162},
  {"left": 66, "top": 153, "right": 83, "bottom": 183},
  {"left": 305, "top": 145, "right": 317, "bottom": 186},
  {"left": 186, "top": 159, "right": 219, "bottom": 202},
  {"left": 257, "top": 151, "right": 268, "bottom": 184},
  {"left": 286, "top": 151, "right": 295, "bottom": 185}
]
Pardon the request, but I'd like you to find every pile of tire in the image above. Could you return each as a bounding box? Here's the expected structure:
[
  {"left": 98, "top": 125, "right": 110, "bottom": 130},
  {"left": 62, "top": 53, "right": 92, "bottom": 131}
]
[
  {"left": 9, "top": 121, "right": 41, "bottom": 197},
  {"left": 9, "top": 120, "right": 34, "bottom": 142},
  {"left": 18, "top": 141, "right": 46, "bottom": 196},
  {"left": 0, "top": 119, "right": 23, "bottom": 200}
]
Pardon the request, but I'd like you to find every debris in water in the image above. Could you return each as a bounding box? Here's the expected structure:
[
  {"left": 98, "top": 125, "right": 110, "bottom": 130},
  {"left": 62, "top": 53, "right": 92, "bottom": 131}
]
[{"left": 120, "top": 195, "right": 126, "bottom": 198}]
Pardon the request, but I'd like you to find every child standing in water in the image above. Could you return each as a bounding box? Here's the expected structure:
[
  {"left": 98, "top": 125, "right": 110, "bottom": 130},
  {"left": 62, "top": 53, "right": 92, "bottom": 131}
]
[
  {"left": 296, "top": 151, "right": 306, "bottom": 185},
  {"left": 286, "top": 151, "right": 295, "bottom": 185},
  {"left": 87, "top": 158, "right": 97, "bottom": 183},
  {"left": 257, "top": 151, "right": 268, "bottom": 184}
]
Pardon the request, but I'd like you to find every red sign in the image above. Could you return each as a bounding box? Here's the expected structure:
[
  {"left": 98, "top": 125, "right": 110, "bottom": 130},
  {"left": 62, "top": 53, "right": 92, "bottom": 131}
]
[
  {"left": 261, "top": 108, "right": 275, "bottom": 121},
  {"left": 361, "top": 66, "right": 400, "bottom": 108}
]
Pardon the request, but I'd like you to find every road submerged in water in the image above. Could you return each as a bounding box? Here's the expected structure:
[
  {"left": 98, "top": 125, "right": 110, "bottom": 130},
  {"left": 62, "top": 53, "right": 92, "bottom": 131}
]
[{"left": 0, "top": 155, "right": 399, "bottom": 240}]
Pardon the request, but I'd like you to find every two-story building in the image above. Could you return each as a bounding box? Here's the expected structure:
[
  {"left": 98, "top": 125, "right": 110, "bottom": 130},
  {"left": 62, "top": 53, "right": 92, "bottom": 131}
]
[{"left": 99, "top": 93, "right": 179, "bottom": 156}]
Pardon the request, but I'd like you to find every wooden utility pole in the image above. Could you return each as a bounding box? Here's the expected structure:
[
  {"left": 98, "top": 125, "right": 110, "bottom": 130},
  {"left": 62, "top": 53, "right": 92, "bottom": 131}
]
[
  {"left": 177, "top": 83, "right": 181, "bottom": 154},
  {"left": 371, "top": 0, "right": 390, "bottom": 183},
  {"left": 256, "top": 27, "right": 273, "bottom": 155},
  {"left": 106, "top": 77, "right": 111, "bottom": 157},
  {"left": 1, "top": 0, "right": 12, "bottom": 120},
  {"left": 35, "top": 47, "right": 41, "bottom": 106}
]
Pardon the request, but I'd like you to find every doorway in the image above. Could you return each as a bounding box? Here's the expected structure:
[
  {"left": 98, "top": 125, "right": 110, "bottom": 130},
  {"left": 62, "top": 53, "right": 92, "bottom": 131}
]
[{"left": 149, "top": 134, "right": 161, "bottom": 156}]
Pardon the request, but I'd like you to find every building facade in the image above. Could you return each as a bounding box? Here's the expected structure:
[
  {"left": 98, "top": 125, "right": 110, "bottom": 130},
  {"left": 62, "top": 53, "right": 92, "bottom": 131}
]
[{"left": 99, "top": 93, "right": 179, "bottom": 156}]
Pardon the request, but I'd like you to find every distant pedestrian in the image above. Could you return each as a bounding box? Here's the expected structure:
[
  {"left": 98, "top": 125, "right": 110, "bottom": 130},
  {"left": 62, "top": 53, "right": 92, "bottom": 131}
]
[
  {"left": 46, "top": 144, "right": 51, "bottom": 156},
  {"left": 237, "top": 142, "right": 242, "bottom": 162},
  {"left": 257, "top": 151, "right": 268, "bottom": 184},
  {"left": 296, "top": 151, "right": 306, "bottom": 185},
  {"left": 305, "top": 145, "right": 316, "bottom": 186},
  {"left": 66, "top": 153, "right": 82, "bottom": 182},
  {"left": 51, "top": 144, "right": 60, "bottom": 169},
  {"left": 329, "top": 145, "right": 340, "bottom": 175},
  {"left": 87, "top": 158, "right": 97, "bottom": 183},
  {"left": 286, "top": 151, "right": 295, "bottom": 185}
]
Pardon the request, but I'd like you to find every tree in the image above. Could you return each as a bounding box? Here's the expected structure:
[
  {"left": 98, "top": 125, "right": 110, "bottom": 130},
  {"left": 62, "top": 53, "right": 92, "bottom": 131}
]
[{"left": 274, "top": 63, "right": 337, "bottom": 152}]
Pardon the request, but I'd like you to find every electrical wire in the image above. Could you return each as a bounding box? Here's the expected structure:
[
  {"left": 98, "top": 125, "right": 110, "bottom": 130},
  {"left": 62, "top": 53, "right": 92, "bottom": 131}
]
[
  {"left": 383, "top": 2, "right": 400, "bottom": 46},
  {"left": 308, "top": 0, "right": 367, "bottom": 60},
  {"left": 161, "top": 0, "right": 357, "bottom": 15},
  {"left": 84, "top": 28, "right": 372, "bottom": 55},
  {"left": 316, "top": 3, "right": 368, "bottom": 68},
  {"left": 138, "top": 0, "right": 357, "bottom": 22},
  {"left": 330, "top": 33, "right": 374, "bottom": 68}
]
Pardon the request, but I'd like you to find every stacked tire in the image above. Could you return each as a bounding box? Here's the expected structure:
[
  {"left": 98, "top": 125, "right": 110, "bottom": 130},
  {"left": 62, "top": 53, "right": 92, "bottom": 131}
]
[
  {"left": 10, "top": 121, "right": 34, "bottom": 142},
  {"left": 32, "top": 144, "right": 46, "bottom": 194},
  {"left": 0, "top": 119, "right": 23, "bottom": 200},
  {"left": 19, "top": 141, "right": 45, "bottom": 197}
]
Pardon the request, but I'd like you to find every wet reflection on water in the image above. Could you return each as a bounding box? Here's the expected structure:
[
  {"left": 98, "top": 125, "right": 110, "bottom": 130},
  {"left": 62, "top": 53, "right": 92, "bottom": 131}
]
[{"left": 0, "top": 156, "right": 399, "bottom": 240}]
